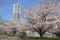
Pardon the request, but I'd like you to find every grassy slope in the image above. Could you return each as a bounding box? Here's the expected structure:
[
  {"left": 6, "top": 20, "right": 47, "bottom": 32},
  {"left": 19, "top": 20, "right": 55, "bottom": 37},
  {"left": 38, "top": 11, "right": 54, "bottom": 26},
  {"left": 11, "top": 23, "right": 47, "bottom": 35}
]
[{"left": 0, "top": 34, "right": 60, "bottom": 40}]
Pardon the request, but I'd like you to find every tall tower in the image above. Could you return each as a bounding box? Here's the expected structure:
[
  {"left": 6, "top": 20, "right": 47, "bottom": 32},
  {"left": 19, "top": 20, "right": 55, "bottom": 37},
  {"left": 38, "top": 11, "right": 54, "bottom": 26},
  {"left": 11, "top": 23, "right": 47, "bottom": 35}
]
[{"left": 12, "top": 4, "right": 21, "bottom": 22}]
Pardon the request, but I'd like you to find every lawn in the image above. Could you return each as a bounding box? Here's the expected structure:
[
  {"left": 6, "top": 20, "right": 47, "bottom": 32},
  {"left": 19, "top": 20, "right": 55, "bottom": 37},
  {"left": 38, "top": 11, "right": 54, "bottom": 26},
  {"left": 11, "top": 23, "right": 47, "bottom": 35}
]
[
  {"left": 23, "top": 37, "right": 60, "bottom": 40},
  {"left": 0, "top": 34, "right": 60, "bottom": 40}
]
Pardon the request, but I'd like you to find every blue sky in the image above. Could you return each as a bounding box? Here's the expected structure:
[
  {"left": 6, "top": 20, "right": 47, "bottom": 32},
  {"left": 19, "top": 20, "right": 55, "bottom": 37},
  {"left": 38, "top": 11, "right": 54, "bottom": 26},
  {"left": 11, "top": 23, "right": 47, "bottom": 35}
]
[{"left": 0, "top": 0, "right": 47, "bottom": 22}]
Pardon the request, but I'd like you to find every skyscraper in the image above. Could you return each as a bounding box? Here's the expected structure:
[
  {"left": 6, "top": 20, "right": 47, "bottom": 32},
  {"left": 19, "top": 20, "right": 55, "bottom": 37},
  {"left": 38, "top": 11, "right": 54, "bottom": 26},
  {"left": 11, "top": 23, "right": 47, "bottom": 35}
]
[{"left": 12, "top": 4, "right": 21, "bottom": 22}]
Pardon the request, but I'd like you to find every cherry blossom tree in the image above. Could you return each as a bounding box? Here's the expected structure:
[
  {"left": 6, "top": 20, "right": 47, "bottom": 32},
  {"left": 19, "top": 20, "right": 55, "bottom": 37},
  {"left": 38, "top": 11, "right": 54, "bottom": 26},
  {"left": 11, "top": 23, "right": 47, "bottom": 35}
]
[{"left": 24, "top": 0, "right": 60, "bottom": 39}]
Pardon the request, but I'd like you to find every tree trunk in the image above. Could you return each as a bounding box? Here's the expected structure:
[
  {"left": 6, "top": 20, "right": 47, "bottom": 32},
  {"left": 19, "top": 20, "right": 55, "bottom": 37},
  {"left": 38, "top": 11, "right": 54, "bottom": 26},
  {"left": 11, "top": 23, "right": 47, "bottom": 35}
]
[{"left": 40, "top": 34, "right": 43, "bottom": 40}]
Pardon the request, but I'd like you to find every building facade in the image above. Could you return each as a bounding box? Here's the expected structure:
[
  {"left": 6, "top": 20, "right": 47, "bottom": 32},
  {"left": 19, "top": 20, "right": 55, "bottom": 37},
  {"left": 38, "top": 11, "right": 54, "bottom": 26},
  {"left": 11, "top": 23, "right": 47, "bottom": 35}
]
[{"left": 12, "top": 4, "right": 21, "bottom": 22}]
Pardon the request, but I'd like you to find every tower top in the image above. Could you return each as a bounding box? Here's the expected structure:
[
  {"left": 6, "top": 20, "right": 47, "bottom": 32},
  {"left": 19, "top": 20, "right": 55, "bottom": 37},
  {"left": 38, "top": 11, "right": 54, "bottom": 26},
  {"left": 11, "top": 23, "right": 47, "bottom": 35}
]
[
  {"left": 13, "top": 3, "right": 21, "bottom": 14},
  {"left": 13, "top": 3, "right": 19, "bottom": 7}
]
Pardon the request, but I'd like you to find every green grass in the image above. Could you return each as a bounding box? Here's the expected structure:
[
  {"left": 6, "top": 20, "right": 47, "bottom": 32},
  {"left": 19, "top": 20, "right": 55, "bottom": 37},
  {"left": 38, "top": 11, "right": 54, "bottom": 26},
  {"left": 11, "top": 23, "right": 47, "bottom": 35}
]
[
  {"left": 0, "top": 34, "right": 60, "bottom": 40},
  {"left": 0, "top": 33, "right": 5, "bottom": 36},
  {"left": 23, "top": 37, "right": 60, "bottom": 40}
]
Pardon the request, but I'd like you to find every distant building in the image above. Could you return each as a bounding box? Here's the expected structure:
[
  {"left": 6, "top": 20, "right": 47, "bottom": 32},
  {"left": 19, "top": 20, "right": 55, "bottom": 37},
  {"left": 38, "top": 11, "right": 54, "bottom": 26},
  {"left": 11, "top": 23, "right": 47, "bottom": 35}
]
[{"left": 12, "top": 4, "right": 21, "bottom": 22}]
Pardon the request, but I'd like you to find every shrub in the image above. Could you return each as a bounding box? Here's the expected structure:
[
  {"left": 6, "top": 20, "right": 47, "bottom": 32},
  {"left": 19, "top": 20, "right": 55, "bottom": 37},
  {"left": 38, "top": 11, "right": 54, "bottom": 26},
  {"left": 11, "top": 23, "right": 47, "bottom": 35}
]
[{"left": 18, "top": 31, "right": 27, "bottom": 38}]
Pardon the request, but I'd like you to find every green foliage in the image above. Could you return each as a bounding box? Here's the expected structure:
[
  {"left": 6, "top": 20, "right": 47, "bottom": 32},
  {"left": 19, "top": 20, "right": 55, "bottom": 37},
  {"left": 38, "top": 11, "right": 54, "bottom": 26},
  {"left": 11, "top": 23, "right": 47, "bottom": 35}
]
[
  {"left": 18, "top": 31, "right": 27, "bottom": 38},
  {"left": 5, "top": 27, "right": 17, "bottom": 36},
  {"left": 21, "top": 31, "right": 26, "bottom": 37},
  {"left": 10, "top": 27, "right": 17, "bottom": 36}
]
